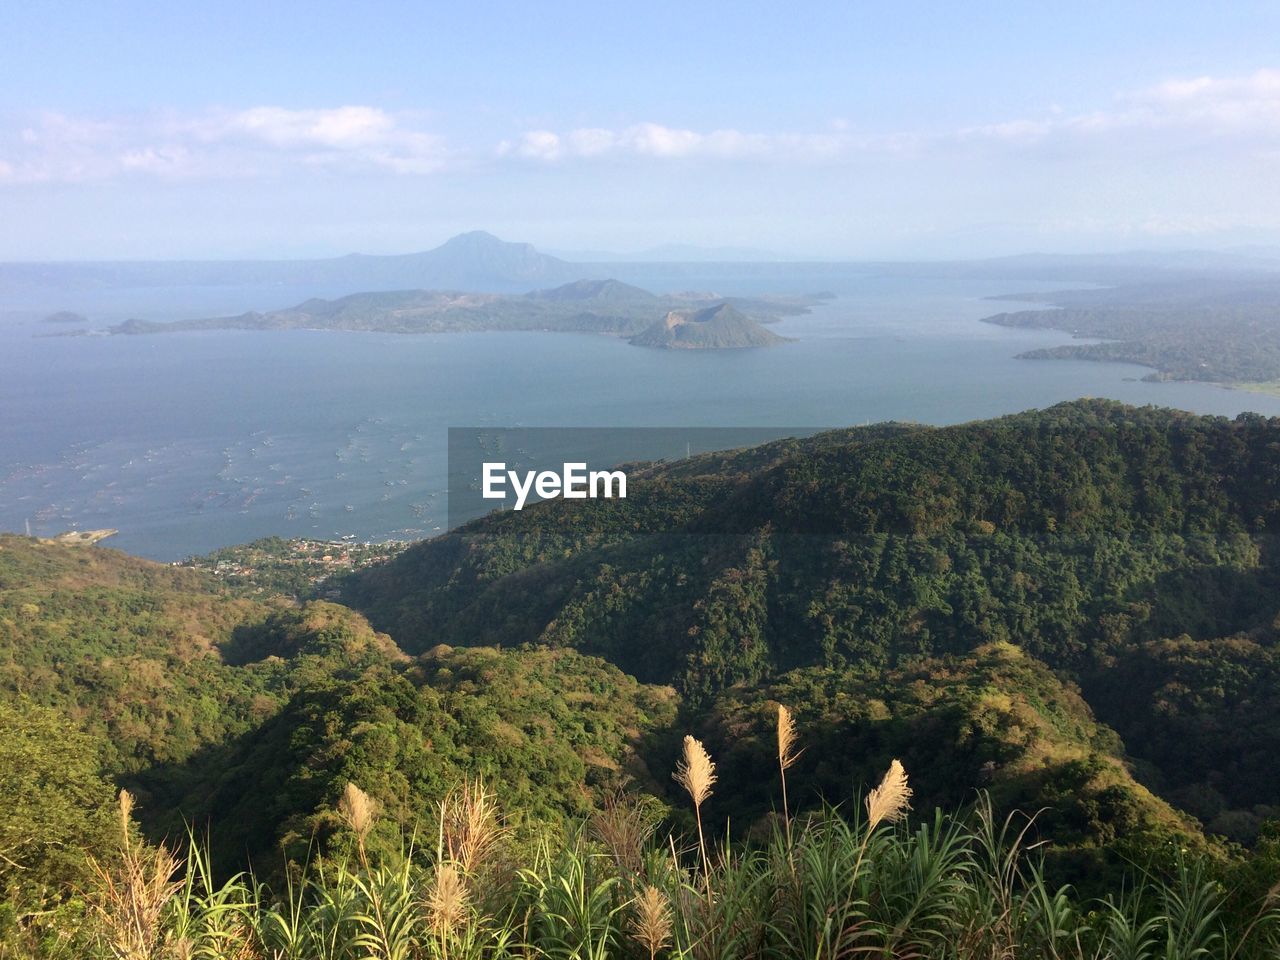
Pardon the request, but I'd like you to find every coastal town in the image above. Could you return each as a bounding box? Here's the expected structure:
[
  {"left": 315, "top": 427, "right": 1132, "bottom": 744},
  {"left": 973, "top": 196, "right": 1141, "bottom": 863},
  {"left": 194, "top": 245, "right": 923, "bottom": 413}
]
[{"left": 176, "top": 536, "right": 407, "bottom": 599}]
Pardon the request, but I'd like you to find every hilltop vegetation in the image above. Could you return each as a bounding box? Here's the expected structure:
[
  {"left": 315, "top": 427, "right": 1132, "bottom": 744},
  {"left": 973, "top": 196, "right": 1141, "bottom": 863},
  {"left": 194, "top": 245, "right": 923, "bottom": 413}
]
[
  {"left": 0, "top": 534, "right": 281, "bottom": 773},
  {"left": 345, "top": 400, "right": 1280, "bottom": 842},
  {"left": 4, "top": 400, "right": 1280, "bottom": 953},
  {"left": 0, "top": 535, "right": 677, "bottom": 874}
]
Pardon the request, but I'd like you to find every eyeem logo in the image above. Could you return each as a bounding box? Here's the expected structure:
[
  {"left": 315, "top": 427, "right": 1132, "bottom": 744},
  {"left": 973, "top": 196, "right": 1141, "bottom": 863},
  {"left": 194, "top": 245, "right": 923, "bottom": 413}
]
[{"left": 482, "top": 462, "right": 627, "bottom": 511}]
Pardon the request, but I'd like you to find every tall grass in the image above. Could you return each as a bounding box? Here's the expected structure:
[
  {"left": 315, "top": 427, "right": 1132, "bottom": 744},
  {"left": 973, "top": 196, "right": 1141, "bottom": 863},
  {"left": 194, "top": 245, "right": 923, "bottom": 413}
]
[{"left": 7, "top": 742, "right": 1280, "bottom": 959}]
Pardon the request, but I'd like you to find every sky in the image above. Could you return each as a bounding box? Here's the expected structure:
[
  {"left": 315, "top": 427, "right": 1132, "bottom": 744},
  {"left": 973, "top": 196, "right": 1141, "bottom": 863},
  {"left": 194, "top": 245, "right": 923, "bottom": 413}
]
[{"left": 3, "top": 0, "right": 1280, "bottom": 260}]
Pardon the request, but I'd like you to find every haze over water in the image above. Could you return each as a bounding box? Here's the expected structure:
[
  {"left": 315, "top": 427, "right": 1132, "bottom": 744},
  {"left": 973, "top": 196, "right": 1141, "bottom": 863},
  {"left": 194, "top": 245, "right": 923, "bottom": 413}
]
[{"left": 4, "top": 269, "right": 1279, "bottom": 561}]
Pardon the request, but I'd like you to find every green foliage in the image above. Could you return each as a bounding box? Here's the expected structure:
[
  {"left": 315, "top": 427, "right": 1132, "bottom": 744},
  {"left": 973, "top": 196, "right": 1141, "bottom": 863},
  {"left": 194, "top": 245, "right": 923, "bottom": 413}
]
[
  {"left": 0, "top": 534, "right": 286, "bottom": 773},
  {"left": 1085, "top": 630, "right": 1280, "bottom": 841},
  {"left": 346, "top": 402, "right": 1280, "bottom": 847},
  {"left": 24, "top": 786, "right": 1280, "bottom": 960},
  {"left": 146, "top": 644, "right": 677, "bottom": 876},
  {"left": 7, "top": 401, "right": 1280, "bottom": 952},
  {"left": 0, "top": 700, "right": 117, "bottom": 919}
]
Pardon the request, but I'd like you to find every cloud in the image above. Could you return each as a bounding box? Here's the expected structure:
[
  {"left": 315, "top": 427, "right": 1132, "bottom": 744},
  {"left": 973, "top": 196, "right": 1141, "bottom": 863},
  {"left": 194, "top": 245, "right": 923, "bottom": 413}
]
[
  {"left": 118, "top": 145, "right": 194, "bottom": 175},
  {"left": 957, "top": 68, "right": 1280, "bottom": 147},
  {"left": 0, "top": 106, "right": 447, "bottom": 184},
  {"left": 1132, "top": 68, "right": 1280, "bottom": 130},
  {"left": 505, "top": 129, "right": 563, "bottom": 161},
  {"left": 4, "top": 68, "right": 1280, "bottom": 188},
  {"left": 497, "top": 68, "right": 1280, "bottom": 170},
  {"left": 224, "top": 106, "right": 397, "bottom": 149},
  {"left": 499, "top": 122, "right": 846, "bottom": 163}
]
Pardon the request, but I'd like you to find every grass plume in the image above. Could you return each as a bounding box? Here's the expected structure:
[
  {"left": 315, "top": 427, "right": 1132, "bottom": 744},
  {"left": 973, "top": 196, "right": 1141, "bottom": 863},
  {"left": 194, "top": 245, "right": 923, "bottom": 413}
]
[
  {"left": 338, "top": 781, "right": 377, "bottom": 868},
  {"left": 589, "top": 791, "right": 660, "bottom": 877},
  {"left": 673, "top": 734, "right": 716, "bottom": 887},
  {"left": 866, "top": 758, "right": 912, "bottom": 830},
  {"left": 776, "top": 703, "right": 802, "bottom": 850},
  {"left": 425, "top": 861, "right": 470, "bottom": 941},
  {"left": 12, "top": 771, "right": 1280, "bottom": 959},
  {"left": 854, "top": 758, "right": 913, "bottom": 881},
  {"left": 440, "top": 779, "right": 504, "bottom": 876},
  {"left": 629, "top": 884, "right": 673, "bottom": 960},
  {"left": 87, "top": 789, "right": 182, "bottom": 960}
]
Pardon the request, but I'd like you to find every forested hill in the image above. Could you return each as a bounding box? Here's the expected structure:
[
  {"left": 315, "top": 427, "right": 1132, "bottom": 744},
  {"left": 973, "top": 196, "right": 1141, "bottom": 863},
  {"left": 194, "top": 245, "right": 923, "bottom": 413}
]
[
  {"left": 8, "top": 399, "right": 1280, "bottom": 919},
  {"left": 0, "top": 534, "right": 679, "bottom": 883},
  {"left": 345, "top": 399, "right": 1280, "bottom": 842}
]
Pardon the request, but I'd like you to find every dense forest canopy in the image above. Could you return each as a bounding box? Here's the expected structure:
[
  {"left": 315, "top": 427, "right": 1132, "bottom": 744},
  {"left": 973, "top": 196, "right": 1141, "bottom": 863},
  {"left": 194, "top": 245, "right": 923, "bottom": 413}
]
[
  {"left": 345, "top": 400, "right": 1280, "bottom": 843},
  {"left": 5, "top": 400, "right": 1280, "bottom": 952}
]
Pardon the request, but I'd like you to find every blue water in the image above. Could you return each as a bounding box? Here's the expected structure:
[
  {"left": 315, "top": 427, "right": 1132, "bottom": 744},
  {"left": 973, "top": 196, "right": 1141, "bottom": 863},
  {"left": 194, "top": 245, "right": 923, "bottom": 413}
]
[{"left": 4, "top": 272, "right": 1279, "bottom": 560}]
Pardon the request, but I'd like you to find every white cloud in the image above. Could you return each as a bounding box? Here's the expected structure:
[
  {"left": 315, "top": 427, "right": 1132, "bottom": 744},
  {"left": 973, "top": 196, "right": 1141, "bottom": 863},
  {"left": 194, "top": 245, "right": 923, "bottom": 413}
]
[
  {"left": 1132, "top": 68, "right": 1280, "bottom": 129},
  {"left": 502, "top": 121, "right": 845, "bottom": 163},
  {"left": 0, "top": 106, "right": 447, "bottom": 184},
  {"left": 496, "top": 68, "right": 1280, "bottom": 171},
  {"left": 957, "top": 68, "right": 1280, "bottom": 147},
  {"left": 225, "top": 105, "right": 397, "bottom": 148},
  {"left": 504, "top": 129, "right": 562, "bottom": 160},
  {"left": 118, "top": 145, "right": 194, "bottom": 174},
  {"left": 4, "top": 68, "right": 1280, "bottom": 189}
]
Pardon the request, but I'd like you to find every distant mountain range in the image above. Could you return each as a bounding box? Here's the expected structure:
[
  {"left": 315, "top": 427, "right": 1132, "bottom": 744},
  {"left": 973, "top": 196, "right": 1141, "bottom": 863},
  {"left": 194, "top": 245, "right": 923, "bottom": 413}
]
[
  {"left": 7, "top": 231, "right": 1280, "bottom": 299},
  {"left": 1, "top": 231, "right": 580, "bottom": 295}
]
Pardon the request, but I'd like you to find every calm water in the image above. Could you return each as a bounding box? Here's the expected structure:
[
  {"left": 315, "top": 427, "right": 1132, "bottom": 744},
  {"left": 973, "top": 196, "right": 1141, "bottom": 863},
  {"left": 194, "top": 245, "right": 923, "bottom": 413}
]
[{"left": 4, "top": 271, "right": 1279, "bottom": 560}]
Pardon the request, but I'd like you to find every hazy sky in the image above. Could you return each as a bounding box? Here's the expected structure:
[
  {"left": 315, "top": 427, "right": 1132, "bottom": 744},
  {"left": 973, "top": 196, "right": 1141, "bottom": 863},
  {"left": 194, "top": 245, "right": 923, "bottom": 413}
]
[{"left": 4, "top": 0, "right": 1280, "bottom": 260}]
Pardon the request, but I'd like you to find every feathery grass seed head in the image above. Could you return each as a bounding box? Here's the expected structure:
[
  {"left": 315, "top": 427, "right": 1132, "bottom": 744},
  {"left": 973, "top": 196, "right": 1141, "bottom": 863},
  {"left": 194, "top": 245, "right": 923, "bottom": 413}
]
[
  {"left": 338, "top": 782, "right": 377, "bottom": 840},
  {"left": 866, "top": 758, "right": 912, "bottom": 829},
  {"left": 426, "top": 861, "right": 470, "bottom": 937},
  {"left": 441, "top": 779, "right": 504, "bottom": 874},
  {"left": 629, "top": 884, "right": 673, "bottom": 957},
  {"left": 673, "top": 735, "right": 716, "bottom": 808},
  {"left": 777, "top": 704, "right": 801, "bottom": 772},
  {"left": 117, "top": 788, "right": 135, "bottom": 844}
]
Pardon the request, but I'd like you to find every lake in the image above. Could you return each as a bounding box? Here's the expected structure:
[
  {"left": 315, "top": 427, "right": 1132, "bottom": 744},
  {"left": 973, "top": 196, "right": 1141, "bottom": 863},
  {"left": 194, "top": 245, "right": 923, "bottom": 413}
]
[{"left": 3, "top": 269, "right": 1279, "bottom": 560}]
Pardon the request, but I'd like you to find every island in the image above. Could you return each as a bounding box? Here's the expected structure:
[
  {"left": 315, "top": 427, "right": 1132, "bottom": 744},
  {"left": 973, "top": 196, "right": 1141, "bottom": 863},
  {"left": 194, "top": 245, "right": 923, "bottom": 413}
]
[
  {"left": 109, "top": 277, "right": 814, "bottom": 349},
  {"left": 629, "top": 302, "right": 790, "bottom": 349}
]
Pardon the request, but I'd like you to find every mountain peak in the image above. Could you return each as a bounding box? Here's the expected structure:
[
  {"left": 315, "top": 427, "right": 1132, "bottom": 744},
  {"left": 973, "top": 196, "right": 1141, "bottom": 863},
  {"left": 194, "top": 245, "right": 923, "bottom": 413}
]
[
  {"left": 529, "top": 278, "right": 659, "bottom": 303},
  {"left": 409, "top": 231, "right": 572, "bottom": 289},
  {"left": 631, "top": 301, "right": 790, "bottom": 349},
  {"left": 439, "top": 230, "right": 511, "bottom": 249}
]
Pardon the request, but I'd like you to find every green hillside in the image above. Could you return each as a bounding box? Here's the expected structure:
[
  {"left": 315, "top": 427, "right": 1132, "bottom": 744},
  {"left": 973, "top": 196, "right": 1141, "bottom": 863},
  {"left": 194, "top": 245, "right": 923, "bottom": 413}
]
[
  {"left": 5, "top": 400, "right": 1280, "bottom": 953},
  {"left": 345, "top": 400, "right": 1280, "bottom": 838},
  {"left": 0, "top": 535, "right": 678, "bottom": 883}
]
